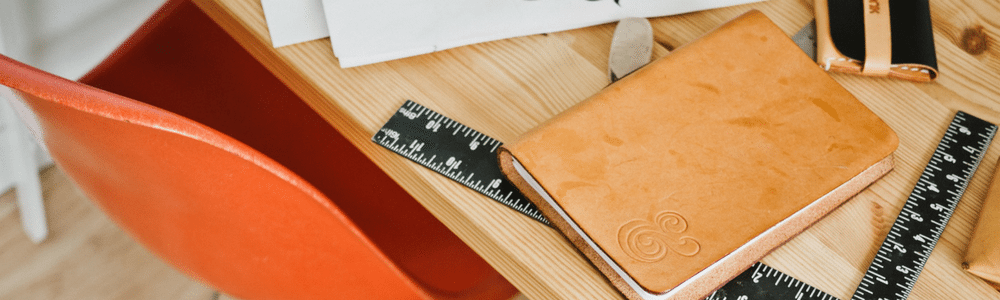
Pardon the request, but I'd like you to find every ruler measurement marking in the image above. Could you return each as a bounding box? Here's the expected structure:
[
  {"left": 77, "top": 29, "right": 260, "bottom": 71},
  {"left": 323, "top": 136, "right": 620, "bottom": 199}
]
[
  {"left": 711, "top": 261, "right": 836, "bottom": 300},
  {"left": 373, "top": 100, "right": 550, "bottom": 225},
  {"left": 849, "top": 111, "right": 996, "bottom": 300}
]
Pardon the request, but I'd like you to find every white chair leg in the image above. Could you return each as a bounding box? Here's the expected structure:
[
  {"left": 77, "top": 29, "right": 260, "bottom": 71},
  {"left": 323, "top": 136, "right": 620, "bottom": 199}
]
[
  {"left": 12, "top": 132, "right": 46, "bottom": 243},
  {"left": 1, "top": 3, "right": 48, "bottom": 243},
  {"left": 1, "top": 96, "right": 47, "bottom": 243}
]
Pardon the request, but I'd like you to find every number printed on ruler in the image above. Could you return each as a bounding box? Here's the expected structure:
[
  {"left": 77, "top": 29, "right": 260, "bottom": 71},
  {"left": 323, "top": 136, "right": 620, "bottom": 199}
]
[
  {"left": 707, "top": 262, "right": 837, "bottom": 300},
  {"left": 372, "top": 100, "right": 550, "bottom": 224},
  {"left": 851, "top": 111, "right": 996, "bottom": 300}
]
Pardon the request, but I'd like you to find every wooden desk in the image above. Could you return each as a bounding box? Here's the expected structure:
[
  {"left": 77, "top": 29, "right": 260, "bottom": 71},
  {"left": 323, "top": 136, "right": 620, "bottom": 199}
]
[{"left": 190, "top": 0, "right": 1000, "bottom": 299}]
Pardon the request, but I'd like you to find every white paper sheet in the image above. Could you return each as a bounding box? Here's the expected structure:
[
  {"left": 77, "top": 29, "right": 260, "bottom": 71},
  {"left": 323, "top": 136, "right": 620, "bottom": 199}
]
[
  {"left": 322, "top": 0, "right": 763, "bottom": 68},
  {"left": 261, "top": 0, "right": 329, "bottom": 47}
]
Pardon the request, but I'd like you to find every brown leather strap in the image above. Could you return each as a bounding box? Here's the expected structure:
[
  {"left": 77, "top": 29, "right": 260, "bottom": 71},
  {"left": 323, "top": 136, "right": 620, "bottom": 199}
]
[{"left": 862, "top": 0, "right": 892, "bottom": 76}]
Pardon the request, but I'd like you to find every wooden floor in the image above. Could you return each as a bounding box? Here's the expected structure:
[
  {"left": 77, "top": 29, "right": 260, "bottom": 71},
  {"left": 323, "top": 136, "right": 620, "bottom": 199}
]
[{"left": 0, "top": 166, "right": 219, "bottom": 300}]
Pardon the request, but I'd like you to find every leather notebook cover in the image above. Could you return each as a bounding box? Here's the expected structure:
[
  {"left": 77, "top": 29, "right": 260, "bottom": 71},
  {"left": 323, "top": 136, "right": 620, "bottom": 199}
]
[
  {"left": 498, "top": 10, "right": 899, "bottom": 300},
  {"left": 964, "top": 157, "right": 1000, "bottom": 290},
  {"left": 815, "top": 0, "right": 938, "bottom": 82}
]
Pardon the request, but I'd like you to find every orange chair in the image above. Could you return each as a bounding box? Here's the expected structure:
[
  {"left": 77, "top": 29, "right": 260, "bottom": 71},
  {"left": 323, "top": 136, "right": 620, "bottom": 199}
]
[{"left": 0, "top": 0, "right": 517, "bottom": 299}]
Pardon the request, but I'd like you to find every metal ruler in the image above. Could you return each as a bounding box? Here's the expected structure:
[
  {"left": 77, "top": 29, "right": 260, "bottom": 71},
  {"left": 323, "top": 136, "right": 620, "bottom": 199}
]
[
  {"left": 372, "top": 101, "right": 994, "bottom": 299},
  {"left": 850, "top": 111, "right": 996, "bottom": 300}
]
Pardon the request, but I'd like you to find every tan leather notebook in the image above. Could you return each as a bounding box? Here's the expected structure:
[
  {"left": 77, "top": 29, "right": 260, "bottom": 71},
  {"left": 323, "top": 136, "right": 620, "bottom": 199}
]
[
  {"left": 964, "top": 157, "right": 1000, "bottom": 290},
  {"left": 498, "top": 10, "right": 899, "bottom": 300}
]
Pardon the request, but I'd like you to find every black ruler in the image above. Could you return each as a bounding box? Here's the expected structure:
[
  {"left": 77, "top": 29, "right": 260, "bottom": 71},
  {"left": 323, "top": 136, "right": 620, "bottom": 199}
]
[
  {"left": 708, "top": 262, "right": 837, "bottom": 300},
  {"left": 371, "top": 100, "right": 549, "bottom": 224},
  {"left": 372, "top": 101, "right": 994, "bottom": 300},
  {"left": 850, "top": 111, "right": 996, "bottom": 300}
]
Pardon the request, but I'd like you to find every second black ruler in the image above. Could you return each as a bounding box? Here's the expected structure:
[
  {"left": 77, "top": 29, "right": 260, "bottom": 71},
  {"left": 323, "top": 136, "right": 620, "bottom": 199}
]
[
  {"left": 850, "top": 111, "right": 997, "bottom": 300},
  {"left": 708, "top": 262, "right": 837, "bottom": 300}
]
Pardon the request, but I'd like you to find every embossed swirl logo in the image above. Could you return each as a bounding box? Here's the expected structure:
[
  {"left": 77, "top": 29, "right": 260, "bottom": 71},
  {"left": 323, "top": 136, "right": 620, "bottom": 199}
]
[{"left": 618, "top": 211, "right": 701, "bottom": 262}]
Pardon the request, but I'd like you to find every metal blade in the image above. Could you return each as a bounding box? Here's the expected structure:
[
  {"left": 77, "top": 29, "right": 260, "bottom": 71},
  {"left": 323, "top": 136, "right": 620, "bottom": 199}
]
[
  {"left": 608, "top": 18, "right": 653, "bottom": 83},
  {"left": 792, "top": 20, "right": 817, "bottom": 60}
]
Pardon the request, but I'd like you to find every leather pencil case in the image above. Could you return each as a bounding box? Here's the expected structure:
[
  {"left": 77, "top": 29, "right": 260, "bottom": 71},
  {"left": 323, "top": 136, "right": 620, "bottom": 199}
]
[
  {"left": 965, "top": 159, "right": 1000, "bottom": 290},
  {"left": 497, "top": 10, "right": 899, "bottom": 300},
  {"left": 815, "top": 0, "right": 938, "bottom": 82}
]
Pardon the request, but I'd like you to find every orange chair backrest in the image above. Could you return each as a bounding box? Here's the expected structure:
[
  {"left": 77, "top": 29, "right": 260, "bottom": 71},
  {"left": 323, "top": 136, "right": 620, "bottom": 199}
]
[
  {"left": 0, "top": 55, "right": 431, "bottom": 299},
  {"left": 1, "top": 1, "right": 518, "bottom": 298}
]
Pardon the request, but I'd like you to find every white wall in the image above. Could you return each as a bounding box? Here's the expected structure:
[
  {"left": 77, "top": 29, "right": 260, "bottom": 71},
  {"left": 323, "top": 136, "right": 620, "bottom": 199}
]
[
  {"left": 28, "top": 0, "right": 166, "bottom": 79},
  {"left": 1, "top": 0, "right": 164, "bottom": 79}
]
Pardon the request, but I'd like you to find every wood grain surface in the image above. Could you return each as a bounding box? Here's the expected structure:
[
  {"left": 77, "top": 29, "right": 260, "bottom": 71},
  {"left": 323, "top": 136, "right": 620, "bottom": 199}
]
[{"left": 190, "top": 0, "right": 1000, "bottom": 299}]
